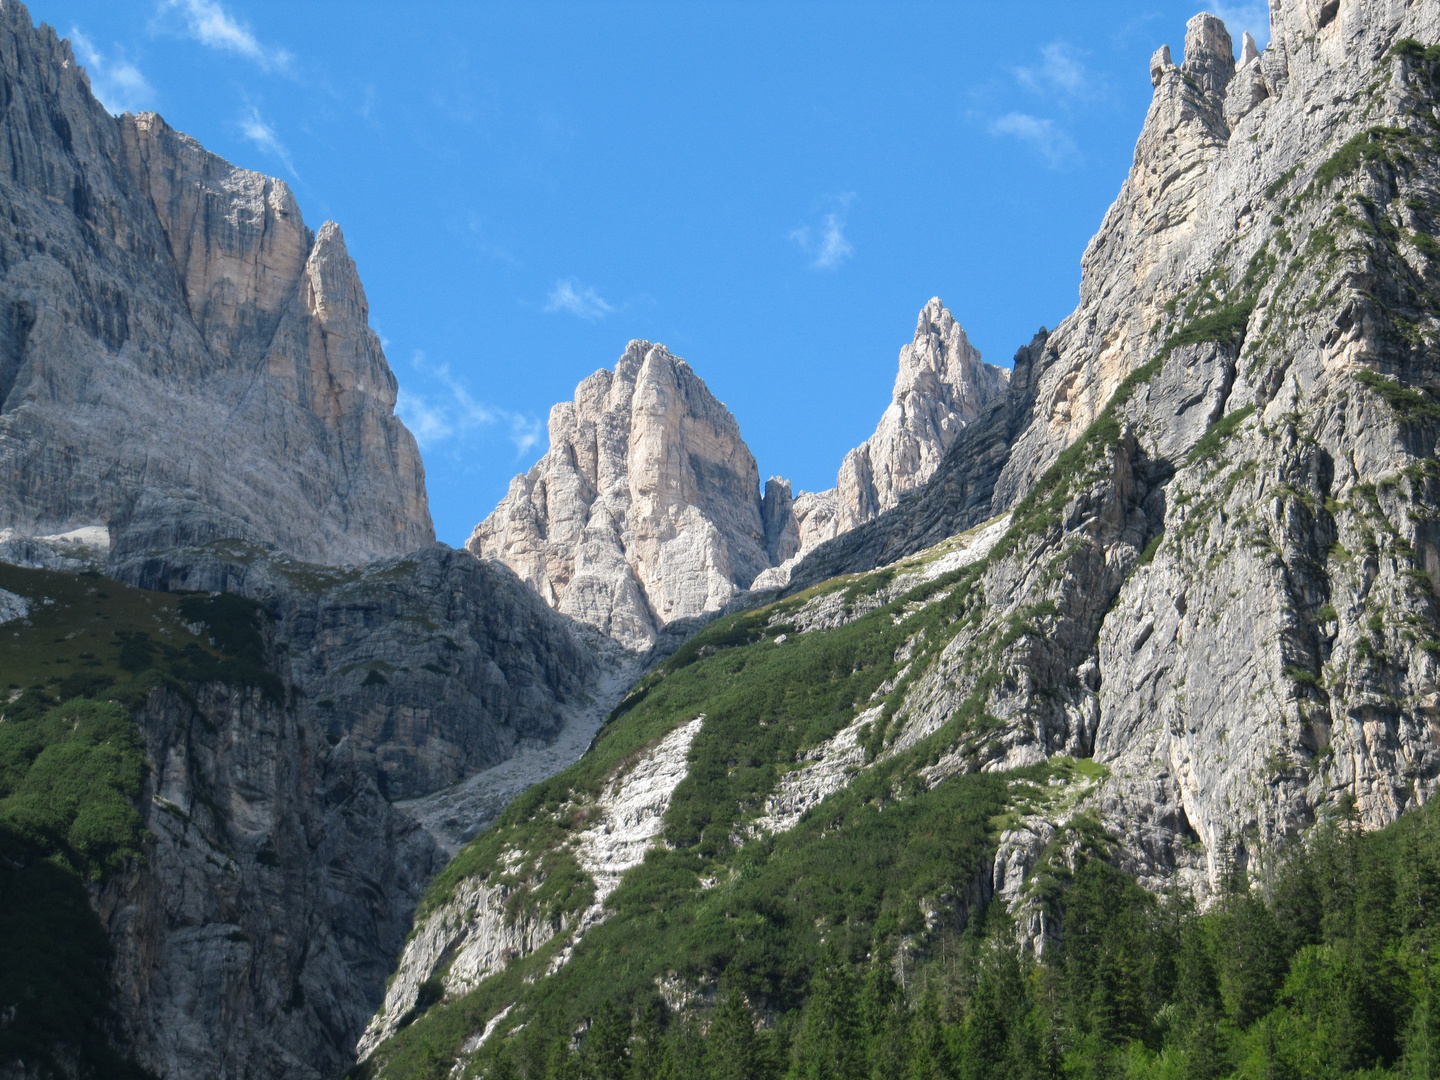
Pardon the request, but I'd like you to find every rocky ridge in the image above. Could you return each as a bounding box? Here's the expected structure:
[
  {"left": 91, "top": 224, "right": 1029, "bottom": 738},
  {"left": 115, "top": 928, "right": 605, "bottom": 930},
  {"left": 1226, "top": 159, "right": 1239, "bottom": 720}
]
[
  {"left": 0, "top": 6, "right": 616, "bottom": 1078},
  {"left": 791, "top": 1, "right": 1440, "bottom": 890},
  {"left": 476, "top": 300, "right": 1007, "bottom": 643},
  {"left": 358, "top": 5, "right": 1440, "bottom": 1073},
  {"left": 0, "top": 1, "right": 432, "bottom": 565},
  {"left": 756, "top": 298, "right": 1008, "bottom": 588},
  {"left": 470, "top": 340, "right": 776, "bottom": 651},
  {"left": 12, "top": 540, "right": 603, "bottom": 1080}
]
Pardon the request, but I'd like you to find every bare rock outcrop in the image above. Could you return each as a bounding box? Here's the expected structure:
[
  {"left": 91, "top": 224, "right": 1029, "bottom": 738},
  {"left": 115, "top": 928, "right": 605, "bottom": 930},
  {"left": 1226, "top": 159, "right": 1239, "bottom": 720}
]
[
  {"left": 834, "top": 298, "right": 1008, "bottom": 532},
  {"left": 64, "top": 541, "right": 599, "bottom": 1080},
  {"left": 470, "top": 341, "right": 773, "bottom": 649},
  {"left": 757, "top": 298, "right": 1008, "bottom": 587},
  {"left": 787, "top": 4, "right": 1440, "bottom": 895},
  {"left": 0, "top": 2, "right": 432, "bottom": 565}
]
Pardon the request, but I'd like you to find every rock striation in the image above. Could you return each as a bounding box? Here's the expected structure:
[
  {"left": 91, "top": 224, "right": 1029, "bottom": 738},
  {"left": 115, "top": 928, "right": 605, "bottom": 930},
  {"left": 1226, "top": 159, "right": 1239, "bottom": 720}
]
[
  {"left": 755, "top": 298, "right": 1008, "bottom": 588},
  {"left": 0, "top": 1, "right": 432, "bottom": 566},
  {"left": 477, "top": 301, "right": 1009, "bottom": 632},
  {"left": 71, "top": 541, "right": 598, "bottom": 1080},
  {"left": 469, "top": 340, "right": 775, "bottom": 650},
  {"left": 358, "top": 8, "right": 1440, "bottom": 1069},
  {"left": 789, "top": 4, "right": 1440, "bottom": 892}
]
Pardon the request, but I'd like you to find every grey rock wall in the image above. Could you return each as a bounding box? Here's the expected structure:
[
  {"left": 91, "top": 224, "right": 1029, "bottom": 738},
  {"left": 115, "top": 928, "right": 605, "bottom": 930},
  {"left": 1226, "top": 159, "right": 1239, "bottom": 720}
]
[
  {"left": 95, "top": 542, "right": 601, "bottom": 1079},
  {"left": 0, "top": 1, "right": 432, "bottom": 566},
  {"left": 784, "top": 3, "right": 1440, "bottom": 897},
  {"left": 478, "top": 300, "right": 1010, "bottom": 630},
  {"left": 470, "top": 340, "right": 771, "bottom": 649}
]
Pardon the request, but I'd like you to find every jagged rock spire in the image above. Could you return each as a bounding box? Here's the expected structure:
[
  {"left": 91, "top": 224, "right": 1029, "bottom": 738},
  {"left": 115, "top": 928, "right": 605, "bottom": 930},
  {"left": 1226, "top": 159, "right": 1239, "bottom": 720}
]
[{"left": 469, "top": 341, "right": 768, "bottom": 649}]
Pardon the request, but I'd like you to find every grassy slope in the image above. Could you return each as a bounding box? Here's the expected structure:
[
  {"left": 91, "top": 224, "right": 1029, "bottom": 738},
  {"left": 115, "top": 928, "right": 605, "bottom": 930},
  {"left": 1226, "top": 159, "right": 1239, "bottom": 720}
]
[{"left": 362, "top": 547, "right": 1105, "bottom": 1077}]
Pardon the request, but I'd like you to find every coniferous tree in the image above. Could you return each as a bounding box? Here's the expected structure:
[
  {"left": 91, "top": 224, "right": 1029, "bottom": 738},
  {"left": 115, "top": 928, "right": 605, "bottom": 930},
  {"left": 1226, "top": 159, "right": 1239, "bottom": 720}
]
[
  {"left": 582, "top": 1003, "right": 632, "bottom": 1080},
  {"left": 859, "top": 961, "right": 908, "bottom": 1080},
  {"left": 631, "top": 1002, "right": 676, "bottom": 1080},
  {"left": 490, "top": 1047, "right": 520, "bottom": 1080},
  {"left": 905, "top": 983, "right": 949, "bottom": 1080},
  {"left": 706, "top": 988, "right": 768, "bottom": 1080},
  {"left": 787, "top": 949, "right": 863, "bottom": 1080},
  {"left": 547, "top": 1035, "right": 581, "bottom": 1080}
]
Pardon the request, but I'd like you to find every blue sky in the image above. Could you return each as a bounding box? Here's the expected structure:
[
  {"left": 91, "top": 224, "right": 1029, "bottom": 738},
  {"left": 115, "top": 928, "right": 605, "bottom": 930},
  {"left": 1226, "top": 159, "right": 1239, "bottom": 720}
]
[{"left": 43, "top": 1, "right": 1271, "bottom": 546}]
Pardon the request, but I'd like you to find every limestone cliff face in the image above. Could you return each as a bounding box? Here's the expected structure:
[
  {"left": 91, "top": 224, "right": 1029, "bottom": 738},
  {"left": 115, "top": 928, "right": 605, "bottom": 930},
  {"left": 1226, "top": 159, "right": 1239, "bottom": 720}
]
[
  {"left": 479, "top": 303, "right": 1008, "bottom": 632},
  {"left": 834, "top": 298, "right": 1008, "bottom": 533},
  {"left": 89, "top": 542, "right": 599, "bottom": 1080},
  {"left": 788, "top": 3, "right": 1440, "bottom": 895},
  {"left": 358, "top": 8, "right": 1440, "bottom": 1071},
  {"left": 469, "top": 341, "right": 772, "bottom": 649},
  {"left": 0, "top": 2, "right": 432, "bottom": 565},
  {"left": 756, "top": 298, "right": 1009, "bottom": 587}
]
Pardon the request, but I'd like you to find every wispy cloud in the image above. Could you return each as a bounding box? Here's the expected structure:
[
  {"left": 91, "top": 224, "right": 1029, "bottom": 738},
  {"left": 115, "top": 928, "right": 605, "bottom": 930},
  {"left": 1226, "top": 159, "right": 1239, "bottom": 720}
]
[
  {"left": 396, "top": 352, "right": 544, "bottom": 458},
  {"left": 239, "top": 106, "right": 298, "bottom": 176},
  {"left": 1210, "top": 3, "right": 1271, "bottom": 51},
  {"left": 69, "top": 29, "right": 154, "bottom": 115},
  {"left": 990, "top": 112, "right": 1078, "bottom": 168},
  {"left": 545, "top": 279, "right": 615, "bottom": 321},
  {"left": 790, "top": 194, "right": 856, "bottom": 271},
  {"left": 508, "top": 414, "right": 545, "bottom": 456},
  {"left": 159, "top": 0, "right": 293, "bottom": 72},
  {"left": 1014, "top": 42, "right": 1092, "bottom": 97}
]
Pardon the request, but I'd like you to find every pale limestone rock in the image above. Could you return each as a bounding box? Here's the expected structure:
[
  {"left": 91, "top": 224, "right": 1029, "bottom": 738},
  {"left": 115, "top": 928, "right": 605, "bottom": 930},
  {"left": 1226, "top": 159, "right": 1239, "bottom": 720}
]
[
  {"left": 0, "top": 6, "right": 431, "bottom": 565},
  {"left": 836, "top": 298, "right": 1008, "bottom": 531},
  {"left": 0, "top": 586, "right": 28, "bottom": 623},
  {"left": 355, "top": 875, "right": 563, "bottom": 1060},
  {"left": 1225, "top": 30, "right": 1271, "bottom": 127},
  {"left": 470, "top": 342, "right": 768, "bottom": 648},
  {"left": 359, "top": 716, "right": 703, "bottom": 1063},
  {"left": 574, "top": 715, "right": 705, "bottom": 908},
  {"left": 762, "top": 299, "right": 1008, "bottom": 587},
  {"left": 789, "top": 1, "right": 1440, "bottom": 902}
]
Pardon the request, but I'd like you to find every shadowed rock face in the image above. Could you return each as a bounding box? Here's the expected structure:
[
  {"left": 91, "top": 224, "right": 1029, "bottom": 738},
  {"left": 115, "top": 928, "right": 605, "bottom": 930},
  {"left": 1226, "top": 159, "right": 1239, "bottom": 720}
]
[
  {"left": 84, "top": 542, "right": 601, "bottom": 1080},
  {"left": 0, "top": 1, "right": 432, "bottom": 565},
  {"left": 470, "top": 340, "right": 772, "bottom": 650}
]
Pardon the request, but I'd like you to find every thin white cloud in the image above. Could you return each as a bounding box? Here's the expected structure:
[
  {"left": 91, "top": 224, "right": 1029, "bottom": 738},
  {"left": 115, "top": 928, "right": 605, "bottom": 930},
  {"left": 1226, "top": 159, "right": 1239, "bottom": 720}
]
[
  {"left": 395, "top": 387, "right": 455, "bottom": 445},
  {"left": 397, "top": 352, "right": 544, "bottom": 458},
  {"left": 990, "top": 112, "right": 1078, "bottom": 168},
  {"left": 508, "top": 414, "right": 545, "bottom": 456},
  {"left": 159, "top": 0, "right": 293, "bottom": 72},
  {"left": 1210, "top": 3, "right": 1271, "bottom": 52},
  {"left": 545, "top": 279, "right": 615, "bottom": 321},
  {"left": 1015, "top": 42, "right": 1091, "bottom": 97},
  {"left": 239, "top": 106, "right": 298, "bottom": 177},
  {"left": 69, "top": 29, "right": 155, "bottom": 115},
  {"left": 790, "top": 195, "right": 856, "bottom": 271}
]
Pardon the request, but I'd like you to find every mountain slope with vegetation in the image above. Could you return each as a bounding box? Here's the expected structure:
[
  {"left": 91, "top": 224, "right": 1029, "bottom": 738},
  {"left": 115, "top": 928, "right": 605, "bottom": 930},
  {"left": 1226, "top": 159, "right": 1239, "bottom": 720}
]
[{"left": 359, "top": 7, "right": 1440, "bottom": 1079}]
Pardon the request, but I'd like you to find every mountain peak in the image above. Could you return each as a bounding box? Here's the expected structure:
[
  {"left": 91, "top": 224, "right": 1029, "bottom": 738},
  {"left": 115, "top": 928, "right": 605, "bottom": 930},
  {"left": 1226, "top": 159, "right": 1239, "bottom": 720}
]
[{"left": 470, "top": 343, "right": 766, "bottom": 649}]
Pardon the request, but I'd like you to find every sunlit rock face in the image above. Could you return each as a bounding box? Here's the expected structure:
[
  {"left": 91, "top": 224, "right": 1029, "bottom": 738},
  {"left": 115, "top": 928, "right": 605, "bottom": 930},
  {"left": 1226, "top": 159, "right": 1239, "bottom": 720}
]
[
  {"left": 756, "top": 297, "right": 1010, "bottom": 588},
  {"left": 793, "top": 4, "right": 1440, "bottom": 896},
  {"left": 471, "top": 340, "right": 772, "bottom": 649},
  {"left": 0, "top": 1, "right": 433, "bottom": 565}
]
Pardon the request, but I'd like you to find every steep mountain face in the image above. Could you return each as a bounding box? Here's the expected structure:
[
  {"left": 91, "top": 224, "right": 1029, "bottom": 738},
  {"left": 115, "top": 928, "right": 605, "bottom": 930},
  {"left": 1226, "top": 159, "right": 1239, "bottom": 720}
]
[
  {"left": 477, "top": 303, "right": 1007, "bottom": 641},
  {"left": 795, "top": 0, "right": 1440, "bottom": 890},
  {"left": 360, "top": 5, "right": 1440, "bottom": 1077},
  {"left": 1, "top": 540, "right": 605, "bottom": 1080},
  {"left": 0, "top": 1, "right": 432, "bottom": 565},
  {"left": 0, "top": 7, "right": 611, "bottom": 1080},
  {"left": 756, "top": 298, "right": 1008, "bottom": 588},
  {"left": 470, "top": 341, "right": 777, "bottom": 650}
]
